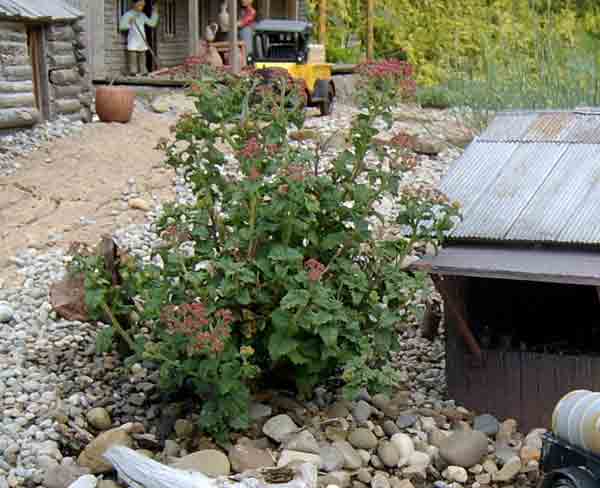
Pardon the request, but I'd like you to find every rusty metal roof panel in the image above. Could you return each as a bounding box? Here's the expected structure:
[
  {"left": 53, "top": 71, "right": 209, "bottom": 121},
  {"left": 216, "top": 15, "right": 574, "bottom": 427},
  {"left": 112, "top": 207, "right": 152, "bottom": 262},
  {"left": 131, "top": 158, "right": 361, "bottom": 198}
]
[
  {"left": 440, "top": 142, "right": 518, "bottom": 212},
  {"left": 477, "top": 113, "right": 537, "bottom": 141},
  {"left": 506, "top": 144, "right": 600, "bottom": 242},
  {"left": 0, "top": 0, "right": 81, "bottom": 20},
  {"left": 520, "top": 112, "right": 577, "bottom": 142},
  {"left": 449, "top": 142, "right": 569, "bottom": 240}
]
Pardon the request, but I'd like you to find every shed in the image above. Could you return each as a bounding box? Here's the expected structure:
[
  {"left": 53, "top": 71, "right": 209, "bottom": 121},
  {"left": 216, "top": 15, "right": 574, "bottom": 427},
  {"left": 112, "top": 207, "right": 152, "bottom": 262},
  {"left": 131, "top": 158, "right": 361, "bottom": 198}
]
[
  {"left": 0, "top": 0, "right": 92, "bottom": 131},
  {"left": 417, "top": 109, "right": 600, "bottom": 431},
  {"left": 73, "top": 0, "right": 308, "bottom": 80}
]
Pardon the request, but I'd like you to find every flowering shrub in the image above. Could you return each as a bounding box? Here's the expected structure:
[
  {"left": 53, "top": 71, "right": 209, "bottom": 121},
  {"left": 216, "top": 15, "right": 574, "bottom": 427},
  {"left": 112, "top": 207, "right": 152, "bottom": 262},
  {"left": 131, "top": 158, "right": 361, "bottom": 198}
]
[{"left": 75, "top": 63, "right": 458, "bottom": 441}]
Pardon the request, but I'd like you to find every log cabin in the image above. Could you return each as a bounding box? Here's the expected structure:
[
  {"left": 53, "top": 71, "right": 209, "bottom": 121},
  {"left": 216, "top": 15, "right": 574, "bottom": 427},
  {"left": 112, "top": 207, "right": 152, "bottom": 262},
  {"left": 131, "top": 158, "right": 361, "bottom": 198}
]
[{"left": 0, "top": 0, "right": 93, "bottom": 131}]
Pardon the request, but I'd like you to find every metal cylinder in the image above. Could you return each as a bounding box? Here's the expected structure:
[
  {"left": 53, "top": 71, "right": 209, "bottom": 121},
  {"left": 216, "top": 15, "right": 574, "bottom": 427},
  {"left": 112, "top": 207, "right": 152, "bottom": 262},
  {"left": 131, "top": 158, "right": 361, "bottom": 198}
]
[{"left": 552, "top": 390, "right": 600, "bottom": 455}]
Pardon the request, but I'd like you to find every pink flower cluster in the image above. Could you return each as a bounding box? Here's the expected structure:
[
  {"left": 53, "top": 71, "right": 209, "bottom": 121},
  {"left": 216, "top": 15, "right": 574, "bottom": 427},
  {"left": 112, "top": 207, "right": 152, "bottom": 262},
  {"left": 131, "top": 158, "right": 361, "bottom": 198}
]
[
  {"left": 161, "top": 303, "right": 233, "bottom": 354},
  {"left": 305, "top": 258, "right": 326, "bottom": 282},
  {"left": 357, "top": 59, "right": 417, "bottom": 98}
]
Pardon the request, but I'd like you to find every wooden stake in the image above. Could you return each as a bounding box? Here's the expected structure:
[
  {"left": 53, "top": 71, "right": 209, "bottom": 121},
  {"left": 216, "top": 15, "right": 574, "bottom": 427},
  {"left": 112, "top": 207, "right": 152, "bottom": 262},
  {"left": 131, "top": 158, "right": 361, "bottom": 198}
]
[
  {"left": 230, "top": 0, "right": 241, "bottom": 74},
  {"left": 367, "top": 0, "right": 374, "bottom": 60},
  {"left": 189, "top": 0, "right": 200, "bottom": 56},
  {"left": 319, "top": 0, "right": 327, "bottom": 46}
]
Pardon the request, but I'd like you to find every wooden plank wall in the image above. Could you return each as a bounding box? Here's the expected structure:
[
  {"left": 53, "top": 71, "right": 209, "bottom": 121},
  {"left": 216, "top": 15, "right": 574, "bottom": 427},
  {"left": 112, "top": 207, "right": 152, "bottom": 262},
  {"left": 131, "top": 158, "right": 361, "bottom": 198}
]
[
  {"left": 158, "top": 0, "right": 190, "bottom": 67},
  {"left": 445, "top": 277, "right": 600, "bottom": 432},
  {"left": 104, "top": 0, "right": 128, "bottom": 77}
]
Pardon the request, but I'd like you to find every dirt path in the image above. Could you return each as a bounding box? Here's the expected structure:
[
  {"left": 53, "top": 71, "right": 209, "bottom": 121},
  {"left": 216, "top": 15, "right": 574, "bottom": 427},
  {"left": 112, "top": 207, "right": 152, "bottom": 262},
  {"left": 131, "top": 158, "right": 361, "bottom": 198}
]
[{"left": 0, "top": 105, "right": 177, "bottom": 287}]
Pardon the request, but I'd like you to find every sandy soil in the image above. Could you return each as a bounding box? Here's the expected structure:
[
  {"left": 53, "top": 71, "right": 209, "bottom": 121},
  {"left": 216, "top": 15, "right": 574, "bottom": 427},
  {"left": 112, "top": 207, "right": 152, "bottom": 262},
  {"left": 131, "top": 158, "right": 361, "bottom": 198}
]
[{"left": 0, "top": 105, "right": 177, "bottom": 287}]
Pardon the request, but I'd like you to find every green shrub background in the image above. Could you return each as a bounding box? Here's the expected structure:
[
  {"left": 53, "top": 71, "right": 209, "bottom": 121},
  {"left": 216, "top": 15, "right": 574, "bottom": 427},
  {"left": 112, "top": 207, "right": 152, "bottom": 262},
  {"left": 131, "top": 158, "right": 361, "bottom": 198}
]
[{"left": 308, "top": 0, "right": 600, "bottom": 88}]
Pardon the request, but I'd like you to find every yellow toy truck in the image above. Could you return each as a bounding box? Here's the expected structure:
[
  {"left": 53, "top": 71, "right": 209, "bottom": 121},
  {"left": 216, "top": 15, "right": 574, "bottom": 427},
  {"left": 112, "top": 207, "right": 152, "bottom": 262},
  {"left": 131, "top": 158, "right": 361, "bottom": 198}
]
[{"left": 249, "top": 20, "right": 335, "bottom": 116}]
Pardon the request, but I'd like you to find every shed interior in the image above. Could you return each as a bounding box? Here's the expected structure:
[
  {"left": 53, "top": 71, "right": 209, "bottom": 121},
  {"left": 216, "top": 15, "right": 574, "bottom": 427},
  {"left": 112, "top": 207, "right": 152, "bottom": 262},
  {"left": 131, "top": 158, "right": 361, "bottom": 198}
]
[{"left": 465, "top": 278, "right": 600, "bottom": 355}]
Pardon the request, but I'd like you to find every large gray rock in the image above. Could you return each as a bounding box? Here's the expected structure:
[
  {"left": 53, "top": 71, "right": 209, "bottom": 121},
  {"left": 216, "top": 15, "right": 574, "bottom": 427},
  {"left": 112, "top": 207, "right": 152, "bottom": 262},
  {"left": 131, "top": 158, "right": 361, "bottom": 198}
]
[
  {"left": 348, "top": 429, "right": 378, "bottom": 450},
  {"left": 228, "top": 443, "right": 275, "bottom": 473},
  {"left": 320, "top": 446, "right": 345, "bottom": 472},
  {"left": 377, "top": 441, "right": 400, "bottom": 468},
  {"left": 263, "top": 415, "right": 298, "bottom": 443},
  {"left": 473, "top": 414, "right": 500, "bottom": 437},
  {"left": 43, "top": 464, "right": 91, "bottom": 488},
  {"left": 439, "top": 430, "right": 489, "bottom": 468},
  {"left": 86, "top": 408, "right": 112, "bottom": 431},
  {"left": 171, "top": 450, "right": 231, "bottom": 476},
  {"left": 284, "top": 430, "right": 320, "bottom": 454},
  {"left": 68, "top": 475, "right": 98, "bottom": 488},
  {"left": 0, "top": 303, "right": 13, "bottom": 323},
  {"left": 278, "top": 450, "right": 321, "bottom": 468},
  {"left": 333, "top": 441, "right": 363, "bottom": 470},
  {"left": 352, "top": 400, "right": 373, "bottom": 424}
]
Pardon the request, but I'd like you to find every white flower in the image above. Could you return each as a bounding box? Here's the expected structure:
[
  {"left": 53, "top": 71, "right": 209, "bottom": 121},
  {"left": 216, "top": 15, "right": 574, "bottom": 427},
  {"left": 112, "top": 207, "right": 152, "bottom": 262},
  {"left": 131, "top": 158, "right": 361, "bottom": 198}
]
[
  {"left": 342, "top": 201, "right": 355, "bottom": 209},
  {"left": 302, "top": 238, "right": 309, "bottom": 247}
]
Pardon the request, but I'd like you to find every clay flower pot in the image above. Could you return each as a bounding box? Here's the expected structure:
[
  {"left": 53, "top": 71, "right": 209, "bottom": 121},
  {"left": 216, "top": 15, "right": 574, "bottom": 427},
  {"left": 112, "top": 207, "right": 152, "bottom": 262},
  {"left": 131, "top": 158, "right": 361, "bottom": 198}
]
[{"left": 95, "top": 85, "right": 135, "bottom": 123}]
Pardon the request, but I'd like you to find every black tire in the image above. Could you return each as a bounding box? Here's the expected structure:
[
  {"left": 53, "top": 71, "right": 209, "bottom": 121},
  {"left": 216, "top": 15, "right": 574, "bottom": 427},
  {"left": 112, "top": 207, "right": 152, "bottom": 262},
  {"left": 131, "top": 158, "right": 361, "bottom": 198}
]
[
  {"left": 552, "top": 478, "right": 577, "bottom": 488},
  {"left": 320, "top": 85, "right": 334, "bottom": 117}
]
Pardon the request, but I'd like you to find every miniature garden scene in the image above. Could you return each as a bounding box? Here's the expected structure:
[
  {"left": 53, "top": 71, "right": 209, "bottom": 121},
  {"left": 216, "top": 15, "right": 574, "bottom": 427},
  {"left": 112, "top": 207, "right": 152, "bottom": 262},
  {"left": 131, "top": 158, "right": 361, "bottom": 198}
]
[{"left": 3, "top": 1, "right": 600, "bottom": 488}]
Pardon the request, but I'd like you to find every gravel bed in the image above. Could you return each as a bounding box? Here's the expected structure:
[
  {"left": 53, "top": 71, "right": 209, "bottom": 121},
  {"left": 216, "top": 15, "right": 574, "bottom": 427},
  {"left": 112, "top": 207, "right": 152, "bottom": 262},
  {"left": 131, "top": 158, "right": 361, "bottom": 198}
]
[{"left": 0, "top": 104, "right": 464, "bottom": 487}]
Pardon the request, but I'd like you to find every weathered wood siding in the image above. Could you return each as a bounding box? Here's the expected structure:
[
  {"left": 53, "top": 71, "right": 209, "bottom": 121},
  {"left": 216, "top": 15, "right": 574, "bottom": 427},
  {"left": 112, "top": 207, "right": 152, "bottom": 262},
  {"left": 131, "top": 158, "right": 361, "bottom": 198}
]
[
  {"left": 104, "top": 0, "right": 128, "bottom": 76},
  {"left": 0, "top": 22, "right": 40, "bottom": 129},
  {"left": 157, "top": 0, "right": 190, "bottom": 68}
]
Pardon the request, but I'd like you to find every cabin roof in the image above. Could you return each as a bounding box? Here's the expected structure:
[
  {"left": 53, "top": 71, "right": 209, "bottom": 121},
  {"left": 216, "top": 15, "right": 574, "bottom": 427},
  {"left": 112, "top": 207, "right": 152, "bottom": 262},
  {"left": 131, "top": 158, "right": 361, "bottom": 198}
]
[
  {"left": 0, "top": 0, "right": 82, "bottom": 22},
  {"left": 442, "top": 109, "right": 600, "bottom": 247}
]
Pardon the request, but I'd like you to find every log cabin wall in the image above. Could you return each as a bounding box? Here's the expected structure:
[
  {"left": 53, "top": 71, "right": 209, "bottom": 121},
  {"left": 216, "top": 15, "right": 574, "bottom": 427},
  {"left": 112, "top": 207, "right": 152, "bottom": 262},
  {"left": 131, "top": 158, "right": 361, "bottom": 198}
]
[
  {"left": 47, "top": 20, "right": 93, "bottom": 122},
  {"left": 0, "top": 22, "right": 41, "bottom": 130},
  {"left": 0, "top": 18, "right": 91, "bottom": 131}
]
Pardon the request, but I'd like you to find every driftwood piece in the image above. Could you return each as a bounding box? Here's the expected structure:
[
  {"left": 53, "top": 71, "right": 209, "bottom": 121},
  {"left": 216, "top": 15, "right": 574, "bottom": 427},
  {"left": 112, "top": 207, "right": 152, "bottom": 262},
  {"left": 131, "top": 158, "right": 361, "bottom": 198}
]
[
  {"left": 103, "top": 446, "right": 317, "bottom": 488},
  {"left": 50, "top": 236, "right": 122, "bottom": 322}
]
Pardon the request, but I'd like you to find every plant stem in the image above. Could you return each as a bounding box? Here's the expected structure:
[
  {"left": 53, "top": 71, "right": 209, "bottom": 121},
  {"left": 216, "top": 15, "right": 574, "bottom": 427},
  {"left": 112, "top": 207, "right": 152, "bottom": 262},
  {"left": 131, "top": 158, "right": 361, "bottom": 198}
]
[{"left": 101, "top": 302, "right": 136, "bottom": 351}]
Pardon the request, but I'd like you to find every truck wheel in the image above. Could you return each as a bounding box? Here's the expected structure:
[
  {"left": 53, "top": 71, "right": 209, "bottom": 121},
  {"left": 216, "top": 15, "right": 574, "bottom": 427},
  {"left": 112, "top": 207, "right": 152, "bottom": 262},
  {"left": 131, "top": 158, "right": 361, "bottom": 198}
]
[
  {"left": 552, "top": 478, "right": 576, "bottom": 488},
  {"left": 320, "top": 85, "right": 334, "bottom": 117}
]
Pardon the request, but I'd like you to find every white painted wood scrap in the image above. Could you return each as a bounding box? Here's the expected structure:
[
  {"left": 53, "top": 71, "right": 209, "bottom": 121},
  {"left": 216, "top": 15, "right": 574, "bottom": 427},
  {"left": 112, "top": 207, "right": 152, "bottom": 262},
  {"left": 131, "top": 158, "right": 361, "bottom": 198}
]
[{"left": 103, "top": 446, "right": 318, "bottom": 488}]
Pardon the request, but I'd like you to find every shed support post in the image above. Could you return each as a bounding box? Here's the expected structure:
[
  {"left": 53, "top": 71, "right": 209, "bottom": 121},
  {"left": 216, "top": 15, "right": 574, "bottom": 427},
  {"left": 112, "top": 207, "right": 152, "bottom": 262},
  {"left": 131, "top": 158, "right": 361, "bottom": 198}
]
[
  {"left": 366, "top": 0, "right": 374, "bottom": 60},
  {"left": 229, "top": 0, "right": 240, "bottom": 74},
  {"left": 189, "top": 0, "right": 200, "bottom": 56},
  {"left": 432, "top": 275, "right": 483, "bottom": 365},
  {"left": 319, "top": 0, "right": 327, "bottom": 45}
]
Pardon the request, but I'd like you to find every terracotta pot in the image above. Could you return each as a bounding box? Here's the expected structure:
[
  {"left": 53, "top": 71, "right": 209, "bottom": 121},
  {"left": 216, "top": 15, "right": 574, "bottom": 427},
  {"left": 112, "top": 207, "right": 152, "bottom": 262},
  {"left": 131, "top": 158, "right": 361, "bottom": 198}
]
[{"left": 95, "top": 85, "right": 135, "bottom": 123}]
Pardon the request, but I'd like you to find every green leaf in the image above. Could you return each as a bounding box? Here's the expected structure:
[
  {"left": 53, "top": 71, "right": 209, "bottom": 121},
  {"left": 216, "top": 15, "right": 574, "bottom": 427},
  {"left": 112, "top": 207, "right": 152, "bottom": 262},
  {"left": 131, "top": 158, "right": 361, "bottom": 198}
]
[
  {"left": 280, "top": 289, "right": 310, "bottom": 310},
  {"left": 318, "top": 326, "right": 339, "bottom": 348},
  {"left": 95, "top": 327, "right": 114, "bottom": 354},
  {"left": 268, "top": 330, "right": 300, "bottom": 360}
]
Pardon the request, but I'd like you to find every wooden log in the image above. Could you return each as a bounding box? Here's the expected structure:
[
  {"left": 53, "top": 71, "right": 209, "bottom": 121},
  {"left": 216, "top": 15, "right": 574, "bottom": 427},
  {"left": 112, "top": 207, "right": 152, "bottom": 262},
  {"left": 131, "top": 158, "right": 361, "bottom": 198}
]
[
  {"left": 49, "top": 41, "right": 75, "bottom": 54},
  {"left": 0, "top": 108, "right": 40, "bottom": 129},
  {"left": 0, "top": 42, "right": 27, "bottom": 57},
  {"left": 4, "top": 65, "right": 33, "bottom": 81},
  {"left": 189, "top": 0, "right": 200, "bottom": 56},
  {"left": 319, "top": 0, "right": 327, "bottom": 45},
  {"left": 0, "top": 93, "right": 36, "bottom": 109},
  {"left": 0, "top": 81, "right": 34, "bottom": 94},
  {"left": 229, "top": 0, "right": 240, "bottom": 74},
  {"left": 103, "top": 446, "right": 317, "bottom": 488},
  {"left": 48, "top": 54, "right": 77, "bottom": 68},
  {"left": 51, "top": 84, "right": 83, "bottom": 98},
  {"left": 54, "top": 98, "right": 82, "bottom": 114},
  {"left": 0, "top": 23, "right": 26, "bottom": 43},
  {"left": 47, "top": 25, "right": 75, "bottom": 42},
  {"left": 50, "top": 69, "right": 79, "bottom": 85},
  {"left": 366, "top": 0, "right": 374, "bottom": 60}
]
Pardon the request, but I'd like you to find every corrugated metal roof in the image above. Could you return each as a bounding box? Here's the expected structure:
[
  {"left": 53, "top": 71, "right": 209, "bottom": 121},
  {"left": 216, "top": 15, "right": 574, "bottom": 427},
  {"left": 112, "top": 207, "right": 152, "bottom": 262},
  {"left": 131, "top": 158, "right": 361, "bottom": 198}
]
[
  {"left": 0, "top": 0, "right": 82, "bottom": 21},
  {"left": 442, "top": 110, "right": 600, "bottom": 246}
]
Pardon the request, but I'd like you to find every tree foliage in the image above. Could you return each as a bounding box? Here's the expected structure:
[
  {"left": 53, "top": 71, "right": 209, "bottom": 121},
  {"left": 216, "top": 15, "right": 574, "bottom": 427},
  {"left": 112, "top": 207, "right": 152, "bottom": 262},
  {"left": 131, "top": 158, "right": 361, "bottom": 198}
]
[{"left": 307, "top": 0, "right": 600, "bottom": 84}]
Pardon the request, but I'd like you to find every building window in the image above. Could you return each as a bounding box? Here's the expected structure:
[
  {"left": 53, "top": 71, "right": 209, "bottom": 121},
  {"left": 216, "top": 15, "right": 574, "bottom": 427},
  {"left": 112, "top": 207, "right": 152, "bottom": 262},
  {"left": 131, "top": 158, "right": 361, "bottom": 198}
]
[
  {"left": 164, "top": 0, "right": 176, "bottom": 38},
  {"left": 117, "top": 0, "right": 128, "bottom": 33}
]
